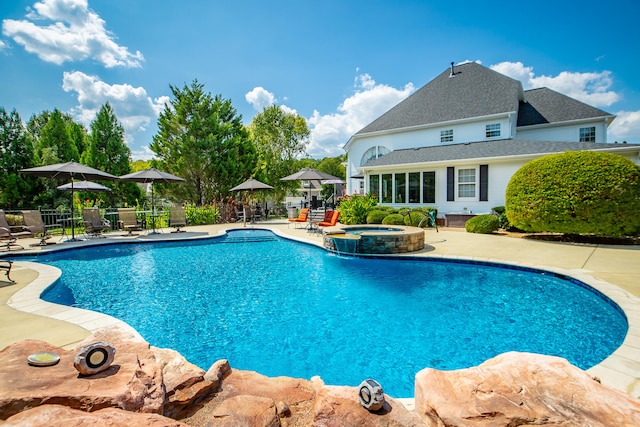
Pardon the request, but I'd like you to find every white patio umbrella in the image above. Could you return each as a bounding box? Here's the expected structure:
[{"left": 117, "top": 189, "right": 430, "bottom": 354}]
[{"left": 281, "top": 168, "right": 341, "bottom": 208}]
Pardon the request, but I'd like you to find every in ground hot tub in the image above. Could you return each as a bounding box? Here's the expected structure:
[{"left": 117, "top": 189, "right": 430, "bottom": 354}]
[{"left": 322, "top": 225, "right": 425, "bottom": 255}]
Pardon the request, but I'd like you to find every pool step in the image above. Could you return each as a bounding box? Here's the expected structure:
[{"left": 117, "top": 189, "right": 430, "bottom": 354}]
[{"left": 221, "top": 235, "right": 278, "bottom": 244}]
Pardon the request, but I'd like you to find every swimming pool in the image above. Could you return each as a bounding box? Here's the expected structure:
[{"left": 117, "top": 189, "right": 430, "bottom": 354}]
[{"left": 21, "top": 229, "right": 627, "bottom": 397}]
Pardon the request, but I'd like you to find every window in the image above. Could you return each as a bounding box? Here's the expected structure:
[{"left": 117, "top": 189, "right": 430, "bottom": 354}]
[
  {"left": 579, "top": 127, "right": 596, "bottom": 142},
  {"left": 394, "top": 173, "right": 406, "bottom": 203},
  {"left": 440, "top": 129, "right": 453, "bottom": 143},
  {"left": 381, "top": 174, "right": 393, "bottom": 203},
  {"left": 458, "top": 168, "right": 476, "bottom": 198},
  {"left": 360, "top": 146, "right": 391, "bottom": 166},
  {"left": 422, "top": 171, "right": 435, "bottom": 203},
  {"left": 485, "top": 123, "right": 501, "bottom": 138},
  {"left": 408, "top": 172, "right": 420, "bottom": 203},
  {"left": 368, "top": 175, "right": 379, "bottom": 201}
]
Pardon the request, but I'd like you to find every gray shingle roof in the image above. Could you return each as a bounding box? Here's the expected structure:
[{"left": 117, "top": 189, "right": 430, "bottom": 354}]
[
  {"left": 518, "top": 87, "right": 613, "bottom": 126},
  {"left": 355, "top": 62, "right": 524, "bottom": 135},
  {"left": 362, "top": 140, "right": 640, "bottom": 168}
]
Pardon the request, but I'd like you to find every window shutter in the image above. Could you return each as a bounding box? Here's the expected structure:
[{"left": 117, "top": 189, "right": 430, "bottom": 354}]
[
  {"left": 446, "top": 167, "right": 455, "bottom": 201},
  {"left": 479, "top": 164, "right": 488, "bottom": 201}
]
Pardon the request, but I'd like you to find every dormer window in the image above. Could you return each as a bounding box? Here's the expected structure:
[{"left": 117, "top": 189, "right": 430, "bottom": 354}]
[
  {"left": 486, "top": 123, "right": 501, "bottom": 138},
  {"left": 579, "top": 127, "right": 596, "bottom": 142},
  {"left": 440, "top": 129, "right": 453, "bottom": 143}
]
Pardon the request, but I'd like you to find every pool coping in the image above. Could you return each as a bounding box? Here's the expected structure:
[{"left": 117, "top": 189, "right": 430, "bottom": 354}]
[{"left": 5, "top": 225, "right": 640, "bottom": 399}]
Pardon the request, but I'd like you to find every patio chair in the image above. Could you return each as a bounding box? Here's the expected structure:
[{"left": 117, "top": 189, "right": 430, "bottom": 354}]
[
  {"left": 169, "top": 205, "right": 187, "bottom": 233},
  {"left": 287, "top": 208, "right": 309, "bottom": 229},
  {"left": 0, "top": 260, "right": 14, "bottom": 283},
  {"left": 82, "top": 207, "right": 110, "bottom": 238},
  {"left": 317, "top": 210, "right": 341, "bottom": 230},
  {"left": 0, "top": 209, "right": 31, "bottom": 251},
  {"left": 21, "top": 210, "right": 53, "bottom": 246},
  {"left": 117, "top": 208, "right": 143, "bottom": 236}
]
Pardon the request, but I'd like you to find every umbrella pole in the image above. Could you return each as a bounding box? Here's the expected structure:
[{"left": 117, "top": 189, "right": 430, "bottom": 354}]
[
  {"left": 151, "top": 181, "right": 157, "bottom": 233},
  {"left": 71, "top": 179, "right": 76, "bottom": 241}
]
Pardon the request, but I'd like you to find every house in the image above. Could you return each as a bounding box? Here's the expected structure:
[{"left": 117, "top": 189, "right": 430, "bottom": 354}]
[{"left": 344, "top": 62, "right": 640, "bottom": 220}]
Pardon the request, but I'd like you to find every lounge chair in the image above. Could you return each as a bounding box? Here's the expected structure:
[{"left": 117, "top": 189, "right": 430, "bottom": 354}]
[
  {"left": 82, "top": 207, "right": 110, "bottom": 238},
  {"left": 0, "top": 260, "right": 14, "bottom": 283},
  {"left": 21, "top": 210, "right": 53, "bottom": 246},
  {"left": 317, "top": 210, "right": 341, "bottom": 230},
  {"left": 117, "top": 208, "right": 143, "bottom": 236},
  {"left": 169, "top": 205, "right": 187, "bottom": 232},
  {"left": 288, "top": 208, "right": 309, "bottom": 228},
  {"left": 0, "top": 209, "right": 30, "bottom": 251}
]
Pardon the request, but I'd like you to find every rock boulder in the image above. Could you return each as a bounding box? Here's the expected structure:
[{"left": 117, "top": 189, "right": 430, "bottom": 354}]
[{"left": 415, "top": 351, "right": 640, "bottom": 426}]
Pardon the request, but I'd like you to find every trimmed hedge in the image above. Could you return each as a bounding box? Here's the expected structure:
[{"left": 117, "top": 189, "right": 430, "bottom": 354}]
[
  {"left": 404, "top": 211, "right": 426, "bottom": 227},
  {"left": 465, "top": 214, "right": 500, "bottom": 234},
  {"left": 505, "top": 151, "right": 640, "bottom": 237},
  {"left": 366, "top": 210, "right": 388, "bottom": 224},
  {"left": 382, "top": 213, "right": 405, "bottom": 225}
]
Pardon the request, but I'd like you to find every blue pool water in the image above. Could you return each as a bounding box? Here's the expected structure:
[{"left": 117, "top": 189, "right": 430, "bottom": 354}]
[{"left": 23, "top": 230, "right": 627, "bottom": 397}]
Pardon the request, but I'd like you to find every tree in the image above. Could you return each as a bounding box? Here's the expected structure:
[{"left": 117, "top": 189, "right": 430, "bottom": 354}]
[
  {"left": 505, "top": 151, "right": 640, "bottom": 237},
  {"left": 84, "top": 103, "right": 143, "bottom": 206},
  {"left": 151, "top": 80, "right": 257, "bottom": 204},
  {"left": 0, "top": 108, "right": 37, "bottom": 208},
  {"left": 249, "top": 105, "right": 310, "bottom": 201}
]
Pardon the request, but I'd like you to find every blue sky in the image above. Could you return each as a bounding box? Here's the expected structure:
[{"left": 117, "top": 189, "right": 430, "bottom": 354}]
[{"left": 2, "top": 0, "right": 639, "bottom": 160}]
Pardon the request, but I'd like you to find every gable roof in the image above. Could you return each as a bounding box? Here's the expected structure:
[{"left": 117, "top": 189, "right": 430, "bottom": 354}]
[
  {"left": 518, "top": 87, "right": 614, "bottom": 127},
  {"left": 354, "top": 62, "right": 524, "bottom": 136},
  {"left": 361, "top": 140, "right": 640, "bottom": 168}
]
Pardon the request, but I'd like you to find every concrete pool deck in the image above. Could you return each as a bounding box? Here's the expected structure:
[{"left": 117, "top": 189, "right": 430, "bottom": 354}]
[{"left": 1, "top": 221, "right": 639, "bottom": 398}]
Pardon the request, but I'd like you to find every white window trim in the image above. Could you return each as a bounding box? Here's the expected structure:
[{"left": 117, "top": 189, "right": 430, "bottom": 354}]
[
  {"left": 456, "top": 166, "right": 478, "bottom": 201},
  {"left": 579, "top": 126, "right": 596, "bottom": 142},
  {"left": 440, "top": 129, "right": 453, "bottom": 143},
  {"left": 485, "top": 123, "right": 501, "bottom": 139}
]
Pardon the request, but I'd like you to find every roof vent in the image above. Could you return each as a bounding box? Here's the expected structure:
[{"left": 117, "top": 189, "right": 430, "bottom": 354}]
[{"left": 449, "top": 62, "right": 455, "bottom": 77}]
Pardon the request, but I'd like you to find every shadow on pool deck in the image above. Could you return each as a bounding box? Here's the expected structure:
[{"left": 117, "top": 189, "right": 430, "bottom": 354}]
[{"left": 1, "top": 221, "right": 639, "bottom": 398}]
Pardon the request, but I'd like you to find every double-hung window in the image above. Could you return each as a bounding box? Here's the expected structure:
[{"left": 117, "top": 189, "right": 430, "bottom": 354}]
[
  {"left": 440, "top": 129, "right": 453, "bottom": 143},
  {"left": 485, "top": 123, "right": 501, "bottom": 138},
  {"left": 457, "top": 168, "right": 476, "bottom": 199},
  {"left": 579, "top": 126, "right": 596, "bottom": 142}
]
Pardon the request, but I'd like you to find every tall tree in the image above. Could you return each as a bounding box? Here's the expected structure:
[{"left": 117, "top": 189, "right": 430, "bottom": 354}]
[
  {"left": 151, "top": 80, "right": 257, "bottom": 204},
  {"left": 0, "top": 108, "right": 37, "bottom": 208},
  {"left": 84, "top": 102, "right": 142, "bottom": 206},
  {"left": 37, "top": 109, "right": 79, "bottom": 163},
  {"left": 249, "top": 105, "right": 310, "bottom": 201}
]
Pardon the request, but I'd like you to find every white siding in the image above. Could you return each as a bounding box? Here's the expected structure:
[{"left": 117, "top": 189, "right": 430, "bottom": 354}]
[{"left": 516, "top": 121, "right": 608, "bottom": 143}]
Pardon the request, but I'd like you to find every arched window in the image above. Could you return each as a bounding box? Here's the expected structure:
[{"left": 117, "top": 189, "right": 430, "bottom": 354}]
[{"left": 360, "top": 146, "right": 390, "bottom": 166}]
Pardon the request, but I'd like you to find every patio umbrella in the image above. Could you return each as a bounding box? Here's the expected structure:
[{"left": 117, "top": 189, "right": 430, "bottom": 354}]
[
  {"left": 20, "top": 161, "right": 118, "bottom": 241},
  {"left": 281, "top": 168, "right": 341, "bottom": 208},
  {"left": 230, "top": 178, "right": 273, "bottom": 225},
  {"left": 118, "top": 168, "right": 185, "bottom": 233},
  {"left": 230, "top": 178, "right": 273, "bottom": 192},
  {"left": 321, "top": 178, "right": 345, "bottom": 205},
  {"left": 57, "top": 180, "right": 111, "bottom": 192}
]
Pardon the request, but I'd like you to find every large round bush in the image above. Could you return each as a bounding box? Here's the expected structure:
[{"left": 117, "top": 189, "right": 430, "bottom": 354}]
[
  {"left": 505, "top": 151, "right": 640, "bottom": 237},
  {"left": 403, "top": 211, "right": 426, "bottom": 227}
]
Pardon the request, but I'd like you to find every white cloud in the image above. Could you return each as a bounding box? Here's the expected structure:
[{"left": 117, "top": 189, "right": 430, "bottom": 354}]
[
  {"left": 130, "top": 145, "right": 157, "bottom": 161},
  {"left": 608, "top": 110, "right": 640, "bottom": 143},
  {"left": 245, "top": 87, "right": 276, "bottom": 111},
  {"left": 0, "top": 39, "right": 7, "bottom": 50},
  {"left": 305, "top": 73, "right": 414, "bottom": 158},
  {"left": 2, "top": 0, "right": 143, "bottom": 68},
  {"left": 61, "top": 71, "right": 167, "bottom": 145},
  {"left": 490, "top": 61, "right": 620, "bottom": 107}
]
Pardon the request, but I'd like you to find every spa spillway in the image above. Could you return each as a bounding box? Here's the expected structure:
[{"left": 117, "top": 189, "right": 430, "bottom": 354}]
[{"left": 322, "top": 225, "right": 425, "bottom": 255}]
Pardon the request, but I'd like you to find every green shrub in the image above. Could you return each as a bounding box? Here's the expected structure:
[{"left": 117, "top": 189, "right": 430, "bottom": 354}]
[
  {"left": 382, "top": 213, "right": 405, "bottom": 225},
  {"left": 366, "top": 210, "right": 388, "bottom": 224},
  {"left": 465, "top": 214, "right": 500, "bottom": 234},
  {"left": 403, "top": 211, "right": 426, "bottom": 227},
  {"left": 185, "top": 204, "right": 220, "bottom": 225},
  {"left": 491, "top": 206, "right": 511, "bottom": 230},
  {"left": 339, "top": 193, "right": 378, "bottom": 225},
  {"left": 506, "top": 151, "right": 640, "bottom": 237}
]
